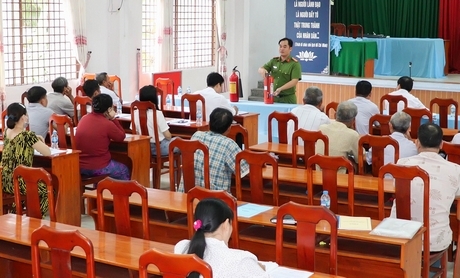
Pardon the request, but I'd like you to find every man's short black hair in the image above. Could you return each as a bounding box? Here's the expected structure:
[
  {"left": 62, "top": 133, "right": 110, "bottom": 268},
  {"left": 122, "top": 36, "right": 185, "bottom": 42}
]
[
  {"left": 206, "top": 72, "right": 225, "bottom": 88},
  {"left": 82, "top": 80, "right": 100, "bottom": 98},
  {"left": 418, "top": 123, "right": 443, "bottom": 148},
  {"left": 209, "top": 108, "right": 233, "bottom": 134},
  {"left": 278, "top": 37, "right": 293, "bottom": 47},
  {"left": 397, "top": 76, "right": 414, "bottom": 92},
  {"left": 27, "top": 86, "right": 47, "bottom": 103},
  {"left": 355, "top": 80, "right": 372, "bottom": 97}
]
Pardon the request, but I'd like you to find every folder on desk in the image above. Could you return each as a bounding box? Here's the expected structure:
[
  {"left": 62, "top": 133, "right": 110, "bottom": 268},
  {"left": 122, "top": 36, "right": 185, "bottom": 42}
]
[
  {"left": 338, "top": 216, "right": 372, "bottom": 231},
  {"left": 370, "top": 217, "right": 422, "bottom": 239}
]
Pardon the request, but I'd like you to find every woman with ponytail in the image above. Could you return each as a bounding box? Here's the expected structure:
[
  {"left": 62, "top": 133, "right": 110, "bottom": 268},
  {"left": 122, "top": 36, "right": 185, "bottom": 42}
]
[
  {"left": 174, "top": 198, "right": 269, "bottom": 278},
  {"left": 1, "top": 103, "right": 51, "bottom": 216}
]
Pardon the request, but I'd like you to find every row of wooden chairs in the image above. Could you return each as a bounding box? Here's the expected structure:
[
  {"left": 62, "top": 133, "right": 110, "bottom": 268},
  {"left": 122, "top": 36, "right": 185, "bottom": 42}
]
[{"left": 331, "top": 23, "right": 363, "bottom": 38}]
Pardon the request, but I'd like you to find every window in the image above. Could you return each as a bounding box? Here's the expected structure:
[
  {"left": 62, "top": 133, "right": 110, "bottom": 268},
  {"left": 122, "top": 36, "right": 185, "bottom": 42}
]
[
  {"left": 141, "top": 0, "right": 157, "bottom": 73},
  {"left": 173, "top": 0, "right": 216, "bottom": 69},
  {"left": 2, "top": 0, "right": 77, "bottom": 86}
]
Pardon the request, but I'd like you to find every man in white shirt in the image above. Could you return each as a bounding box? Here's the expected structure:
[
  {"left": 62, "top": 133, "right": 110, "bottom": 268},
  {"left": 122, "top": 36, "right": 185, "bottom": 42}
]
[
  {"left": 385, "top": 76, "right": 426, "bottom": 112},
  {"left": 95, "top": 72, "right": 120, "bottom": 103},
  {"left": 391, "top": 123, "right": 460, "bottom": 252},
  {"left": 47, "top": 77, "right": 75, "bottom": 119},
  {"left": 349, "top": 80, "right": 379, "bottom": 135},
  {"left": 366, "top": 111, "right": 418, "bottom": 165},
  {"left": 194, "top": 72, "right": 238, "bottom": 121},
  {"left": 287, "top": 86, "right": 330, "bottom": 144}
]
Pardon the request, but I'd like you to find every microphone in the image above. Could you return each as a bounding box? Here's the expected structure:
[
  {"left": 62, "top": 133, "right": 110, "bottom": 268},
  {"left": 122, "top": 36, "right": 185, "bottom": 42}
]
[{"left": 409, "top": 62, "right": 412, "bottom": 78}]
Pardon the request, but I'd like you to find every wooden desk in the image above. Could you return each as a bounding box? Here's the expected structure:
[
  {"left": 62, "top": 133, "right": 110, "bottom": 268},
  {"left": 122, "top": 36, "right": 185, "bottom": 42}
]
[
  {"left": 250, "top": 142, "right": 302, "bottom": 156},
  {"left": 84, "top": 188, "right": 423, "bottom": 278},
  {"left": 109, "top": 135, "right": 151, "bottom": 187},
  {"left": 165, "top": 117, "right": 209, "bottom": 139},
  {"left": 442, "top": 128, "right": 457, "bottom": 141},
  {"left": 0, "top": 146, "right": 81, "bottom": 226}
]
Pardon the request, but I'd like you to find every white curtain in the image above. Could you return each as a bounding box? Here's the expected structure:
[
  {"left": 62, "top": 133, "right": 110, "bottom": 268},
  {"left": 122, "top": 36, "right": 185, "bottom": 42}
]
[
  {"left": 155, "top": 0, "right": 173, "bottom": 72},
  {"left": 216, "top": 0, "right": 228, "bottom": 91},
  {"left": 0, "top": 4, "right": 6, "bottom": 111},
  {"left": 62, "top": 0, "right": 91, "bottom": 80}
]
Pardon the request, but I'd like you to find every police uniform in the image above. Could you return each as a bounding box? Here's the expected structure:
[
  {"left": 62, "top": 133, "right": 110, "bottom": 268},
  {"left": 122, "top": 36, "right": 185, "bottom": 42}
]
[{"left": 262, "top": 56, "right": 302, "bottom": 104}]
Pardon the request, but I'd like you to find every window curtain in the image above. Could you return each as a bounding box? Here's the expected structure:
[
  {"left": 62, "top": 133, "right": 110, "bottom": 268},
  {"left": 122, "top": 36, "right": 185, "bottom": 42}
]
[
  {"left": 155, "top": 0, "right": 172, "bottom": 72},
  {"left": 0, "top": 4, "right": 6, "bottom": 111},
  {"left": 439, "top": 0, "right": 460, "bottom": 73},
  {"left": 216, "top": 0, "right": 228, "bottom": 91},
  {"left": 62, "top": 0, "right": 91, "bottom": 80}
]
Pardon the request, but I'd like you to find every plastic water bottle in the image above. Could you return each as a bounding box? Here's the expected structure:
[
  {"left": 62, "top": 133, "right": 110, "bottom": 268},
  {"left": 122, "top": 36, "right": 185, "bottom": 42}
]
[
  {"left": 177, "top": 86, "right": 182, "bottom": 97},
  {"left": 320, "top": 190, "right": 331, "bottom": 209},
  {"left": 186, "top": 87, "right": 192, "bottom": 94},
  {"left": 51, "top": 130, "right": 59, "bottom": 149},
  {"left": 451, "top": 105, "right": 456, "bottom": 117},
  {"left": 117, "top": 100, "right": 122, "bottom": 115},
  {"left": 166, "top": 94, "right": 172, "bottom": 108},
  {"left": 135, "top": 94, "right": 139, "bottom": 101},
  {"left": 196, "top": 106, "right": 202, "bottom": 125}
]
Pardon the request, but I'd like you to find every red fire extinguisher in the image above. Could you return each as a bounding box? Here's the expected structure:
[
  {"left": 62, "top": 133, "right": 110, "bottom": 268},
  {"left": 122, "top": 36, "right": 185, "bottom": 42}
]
[
  {"left": 229, "top": 66, "right": 241, "bottom": 102},
  {"left": 264, "top": 72, "right": 274, "bottom": 104}
]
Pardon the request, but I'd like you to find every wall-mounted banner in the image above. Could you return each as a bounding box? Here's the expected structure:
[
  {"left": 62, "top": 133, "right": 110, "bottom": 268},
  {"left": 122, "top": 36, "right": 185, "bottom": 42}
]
[{"left": 286, "top": 0, "right": 331, "bottom": 74}]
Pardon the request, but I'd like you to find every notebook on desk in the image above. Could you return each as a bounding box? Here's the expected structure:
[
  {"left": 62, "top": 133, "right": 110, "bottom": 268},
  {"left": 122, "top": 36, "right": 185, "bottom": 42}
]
[
  {"left": 237, "top": 111, "right": 249, "bottom": 115},
  {"left": 370, "top": 217, "right": 422, "bottom": 239},
  {"left": 269, "top": 214, "right": 296, "bottom": 225}
]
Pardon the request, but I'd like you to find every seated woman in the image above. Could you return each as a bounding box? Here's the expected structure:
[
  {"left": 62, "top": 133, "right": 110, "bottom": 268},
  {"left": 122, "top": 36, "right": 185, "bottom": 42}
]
[
  {"left": 174, "top": 198, "right": 269, "bottom": 278},
  {"left": 75, "top": 94, "right": 130, "bottom": 180},
  {"left": 133, "top": 85, "right": 174, "bottom": 156},
  {"left": 1, "top": 103, "right": 51, "bottom": 216}
]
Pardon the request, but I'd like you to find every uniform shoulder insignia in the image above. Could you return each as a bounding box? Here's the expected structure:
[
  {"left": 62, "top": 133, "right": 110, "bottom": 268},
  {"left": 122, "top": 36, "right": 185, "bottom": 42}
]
[{"left": 292, "top": 57, "right": 298, "bottom": 62}]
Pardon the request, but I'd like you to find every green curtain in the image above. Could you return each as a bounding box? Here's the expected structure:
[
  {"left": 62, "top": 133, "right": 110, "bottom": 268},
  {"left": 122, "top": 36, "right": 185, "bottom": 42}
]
[{"left": 335, "top": 0, "right": 439, "bottom": 38}]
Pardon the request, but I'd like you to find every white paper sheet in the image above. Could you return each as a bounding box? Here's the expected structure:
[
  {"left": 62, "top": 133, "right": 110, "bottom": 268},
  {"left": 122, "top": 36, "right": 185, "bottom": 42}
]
[
  {"left": 34, "top": 148, "right": 67, "bottom": 156},
  {"left": 237, "top": 203, "right": 272, "bottom": 218}
]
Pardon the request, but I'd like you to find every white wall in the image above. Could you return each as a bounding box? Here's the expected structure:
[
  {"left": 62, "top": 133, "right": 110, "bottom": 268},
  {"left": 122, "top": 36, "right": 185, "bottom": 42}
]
[{"left": 4, "top": 0, "right": 287, "bottom": 103}]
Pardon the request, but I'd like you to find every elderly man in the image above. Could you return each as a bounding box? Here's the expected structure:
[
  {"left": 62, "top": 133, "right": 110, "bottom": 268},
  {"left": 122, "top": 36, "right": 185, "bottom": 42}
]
[
  {"left": 95, "top": 72, "right": 120, "bottom": 103},
  {"left": 366, "top": 112, "right": 417, "bottom": 166},
  {"left": 47, "top": 76, "right": 75, "bottom": 118},
  {"left": 349, "top": 80, "right": 379, "bottom": 135},
  {"left": 287, "top": 86, "right": 330, "bottom": 144},
  {"left": 385, "top": 76, "right": 426, "bottom": 112},
  {"left": 185, "top": 108, "right": 249, "bottom": 192},
  {"left": 317, "top": 101, "right": 360, "bottom": 168},
  {"left": 391, "top": 123, "right": 460, "bottom": 253}
]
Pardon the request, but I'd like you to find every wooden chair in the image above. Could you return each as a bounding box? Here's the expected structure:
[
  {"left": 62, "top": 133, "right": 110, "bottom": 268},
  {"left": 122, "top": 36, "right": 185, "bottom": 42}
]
[
  {"left": 76, "top": 85, "right": 85, "bottom": 97},
  {"left": 21, "top": 91, "right": 28, "bottom": 105},
  {"left": 156, "top": 78, "right": 175, "bottom": 107},
  {"left": 276, "top": 202, "right": 338, "bottom": 274},
  {"left": 347, "top": 24, "right": 363, "bottom": 38},
  {"left": 325, "top": 102, "right": 339, "bottom": 118},
  {"left": 369, "top": 114, "right": 392, "bottom": 135},
  {"left": 48, "top": 114, "right": 75, "bottom": 149},
  {"left": 358, "top": 135, "right": 399, "bottom": 177},
  {"left": 187, "top": 186, "right": 239, "bottom": 248},
  {"left": 441, "top": 141, "right": 460, "bottom": 164},
  {"left": 331, "top": 23, "right": 346, "bottom": 36},
  {"left": 235, "top": 149, "right": 279, "bottom": 206},
  {"left": 13, "top": 165, "right": 56, "bottom": 221},
  {"left": 138, "top": 248, "right": 212, "bottom": 278},
  {"left": 226, "top": 123, "right": 249, "bottom": 149},
  {"left": 291, "top": 129, "right": 329, "bottom": 168},
  {"left": 73, "top": 95, "right": 92, "bottom": 126},
  {"left": 96, "top": 177, "right": 149, "bottom": 239},
  {"left": 169, "top": 137, "right": 210, "bottom": 192},
  {"left": 268, "top": 111, "right": 298, "bottom": 144},
  {"left": 380, "top": 94, "right": 408, "bottom": 115},
  {"left": 430, "top": 98, "right": 458, "bottom": 129},
  {"left": 31, "top": 225, "right": 95, "bottom": 278},
  {"left": 454, "top": 204, "right": 460, "bottom": 277},
  {"left": 131, "top": 100, "right": 171, "bottom": 189},
  {"left": 307, "top": 154, "right": 355, "bottom": 215},
  {"left": 402, "top": 107, "right": 432, "bottom": 139},
  {"left": 181, "top": 94, "right": 205, "bottom": 121},
  {"left": 378, "top": 164, "right": 448, "bottom": 278}
]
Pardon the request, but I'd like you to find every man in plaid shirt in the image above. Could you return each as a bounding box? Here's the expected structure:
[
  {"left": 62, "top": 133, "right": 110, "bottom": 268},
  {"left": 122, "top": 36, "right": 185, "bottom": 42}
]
[{"left": 191, "top": 108, "right": 249, "bottom": 192}]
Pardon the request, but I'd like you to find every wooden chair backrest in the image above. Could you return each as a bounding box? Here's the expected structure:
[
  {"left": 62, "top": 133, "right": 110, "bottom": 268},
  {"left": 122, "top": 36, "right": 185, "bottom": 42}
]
[
  {"left": 402, "top": 107, "right": 432, "bottom": 139},
  {"left": 31, "top": 225, "right": 95, "bottom": 278},
  {"left": 307, "top": 154, "right": 354, "bottom": 215},
  {"left": 369, "top": 114, "right": 392, "bottom": 135},
  {"left": 226, "top": 123, "right": 249, "bottom": 149},
  {"left": 331, "top": 23, "right": 346, "bottom": 36},
  {"left": 96, "top": 177, "right": 150, "bottom": 240},
  {"left": 181, "top": 94, "right": 205, "bottom": 121},
  {"left": 325, "top": 102, "right": 339, "bottom": 118},
  {"left": 442, "top": 141, "right": 460, "bottom": 164},
  {"left": 49, "top": 114, "right": 75, "bottom": 149},
  {"left": 21, "top": 91, "right": 28, "bottom": 105},
  {"left": 168, "top": 137, "right": 210, "bottom": 192},
  {"left": 268, "top": 111, "right": 298, "bottom": 144},
  {"left": 73, "top": 95, "right": 92, "bottom": 126},
  {"left": 358, "top": 134, "right": 399, "bottom": 177},
  {"left": 347, "top": 24, "right": 363, "bottom": 38},
  {"left": 13, "top": 165, "right": 55, "bottom": 221},
  {"left": 292, "top": 129, "right": 329, "bottom": 168},
  {"left": 380, "top": 94, "right": 407, "bottom": 115},
  {"left": 76, "top": 85, "right": 85, "bottom": 97},
  {"left": 276, "top": 202, "right": 338, "bottom": 274},
  {"left": 156, "top": 78, "right": 175, "bottom": 107},
  {"left": 138, "top": 248, "right": 212, "bottom": 278},
  {"left": 430, "top": 98, "right": 458, "bottom": 129}
]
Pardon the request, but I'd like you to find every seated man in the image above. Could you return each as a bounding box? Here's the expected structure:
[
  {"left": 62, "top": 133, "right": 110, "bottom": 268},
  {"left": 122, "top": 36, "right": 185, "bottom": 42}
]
[
  {"left": 287, "top": 86, "right": 330, "bottom": 144},
  {"left": 391, "top": 123, "right": 460, "bottom": 252},
  {"left": 316, "top": 101, "right": 359, "bottom": 172},
  {"left": 385, "top": 76, "right": 426, "bottom": 112},
  {"left": 47, "top": 77, "right": 75, "bottom": 119},
  {"left": 194, "top": 72, "right": 238, "bottom": 121},
  {"left": 349, "top": 80, "right": 379, "bottom": 135},
  {"left": 186, "top": 107, "right": 249, "bottom": 192},
  {"left": 95, "top": 72, "right": 120, "bottom": 103},
  {"left": 26, "top": 86, "right": 55, "bottom": 139},
  {"left": 366, "top": 111, "right": 417, "bottom": 166},
  {"left": 82, "top": 80, "right": 101, "bottom": 99}
]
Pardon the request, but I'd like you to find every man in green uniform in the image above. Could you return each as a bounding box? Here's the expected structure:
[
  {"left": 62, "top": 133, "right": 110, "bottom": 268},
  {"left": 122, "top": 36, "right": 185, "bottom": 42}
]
[{"left": 258, "top": 37, "right": 302, "bottom": 104}]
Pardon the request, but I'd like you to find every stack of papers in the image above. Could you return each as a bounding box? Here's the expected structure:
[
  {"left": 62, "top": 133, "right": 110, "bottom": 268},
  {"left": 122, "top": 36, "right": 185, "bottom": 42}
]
[
  {"left": 34, "top": 149, "right": 67, "bottom": 156},
  {"left": 370, "top": 217, "right": 423, "bottom": 239},
  {"left": 167, "top": 119, "right": 191, "bottom": 125},
  {"left": 260, "top": 261, "right": 313, "bottom": 278},
  {"left": 237, "top": 203, "right": 272, "bottom": 218},
  {"left": 338, "top": 216, "right": 372, "bottom": 231},
  {"left": 270, "top": 214, "right": 296, "bottom": 225}
]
